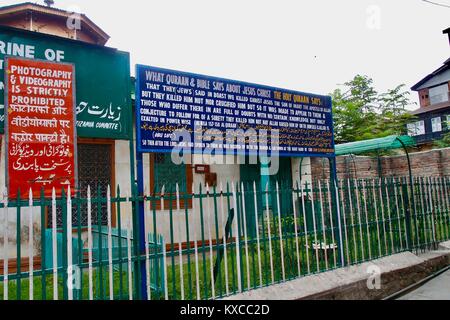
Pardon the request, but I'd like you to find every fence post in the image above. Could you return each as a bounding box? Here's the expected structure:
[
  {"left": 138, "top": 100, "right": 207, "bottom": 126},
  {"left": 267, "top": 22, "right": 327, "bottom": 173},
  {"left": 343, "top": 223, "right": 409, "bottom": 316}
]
[
  {"left": 3, "top": 189, "right": 9, "bottom": 301},
  {"left": 132, "top": 176, "right": 143, "bottom": 300},
  {"left": 16, "top": 189, "right": 22, "bottom": 300},
  {"left": 232, "top": 183, "right": 243, "bottom": 292},
  {"left": 336, "top": 187, "right": 345, "bottom": 267},
  {"left": 28, "top": 189, "right": 34, "bottom": 301},
  {"left": 135, "top": 148, "right": 150, "bottom": 300},
  {"left": 198, "top": 184, "right": 209, "bottom": 298},
  {"left": 328, "top": 157, "right": 345, "bottom": 267},
  {"left": 67, "top": 187, "right": 73, "bottom": 301},
  {"left": 61, "top": 188, "right": 68, "bottom": 300},
  {"left": 39, "top": 188, "right": 46, "bottom": 301},
  {"left": 401, "top": 178, "right": 413, "bottom": 251},
  {"left": 51, "top": 188, "right": 58, "bottom": 300},
  {"left": 213, "top": 208, "right": 235, "bottom": 282}
]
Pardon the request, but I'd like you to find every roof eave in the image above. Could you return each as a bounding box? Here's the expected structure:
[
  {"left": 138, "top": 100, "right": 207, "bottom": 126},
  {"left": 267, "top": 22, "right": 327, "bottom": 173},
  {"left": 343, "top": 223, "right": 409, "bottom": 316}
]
[
  {"left": 79, "top": 14, "right": 110, "bottom": 43},
  {"left": 411, "top": 61, "right": 450, "bottom": 91},
  {"left": 410, "top": 103, "right": 450, "bottom": 116},
  {"left": 0, "top": 2, "right": 110, "bottom": 44}
]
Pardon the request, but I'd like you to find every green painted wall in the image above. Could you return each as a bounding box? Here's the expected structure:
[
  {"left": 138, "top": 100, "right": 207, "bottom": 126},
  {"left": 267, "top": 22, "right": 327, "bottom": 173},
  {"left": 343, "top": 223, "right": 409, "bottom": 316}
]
[{"left": 0, "top": 25, "right": 131, "bottom": 139}]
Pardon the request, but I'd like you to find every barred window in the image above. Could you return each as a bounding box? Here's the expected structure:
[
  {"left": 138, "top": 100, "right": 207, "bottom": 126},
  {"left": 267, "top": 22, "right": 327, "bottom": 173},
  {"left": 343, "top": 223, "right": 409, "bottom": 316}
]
[{"left": 149, "top": 153, "right": 193, "bottom": 210}]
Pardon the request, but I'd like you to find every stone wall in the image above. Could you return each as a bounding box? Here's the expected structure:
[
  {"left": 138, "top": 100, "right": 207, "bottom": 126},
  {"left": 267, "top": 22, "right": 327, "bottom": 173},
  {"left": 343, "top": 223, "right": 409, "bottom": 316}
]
[{"left": 311, "top": 148, "right": 450, "bottom": 180}]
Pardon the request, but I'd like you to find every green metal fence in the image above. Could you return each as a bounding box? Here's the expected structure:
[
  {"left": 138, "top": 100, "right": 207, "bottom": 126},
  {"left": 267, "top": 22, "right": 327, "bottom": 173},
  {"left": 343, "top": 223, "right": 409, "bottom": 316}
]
[{"left": 0, "top": 176, "right": 449, "bottom": 300}]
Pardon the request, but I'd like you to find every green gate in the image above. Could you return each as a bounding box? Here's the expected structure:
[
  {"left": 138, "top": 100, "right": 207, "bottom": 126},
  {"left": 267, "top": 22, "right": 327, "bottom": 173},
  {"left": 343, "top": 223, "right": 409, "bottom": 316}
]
[{"left": 240, "top": 158, "right": 294, "bottom": 237}]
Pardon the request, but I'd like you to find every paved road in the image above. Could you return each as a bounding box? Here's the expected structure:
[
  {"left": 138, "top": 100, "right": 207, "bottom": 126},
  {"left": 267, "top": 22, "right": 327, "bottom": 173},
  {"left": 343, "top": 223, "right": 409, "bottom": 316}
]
[{"left": 399, "top": 269, "right": 450, "bottom": 300}]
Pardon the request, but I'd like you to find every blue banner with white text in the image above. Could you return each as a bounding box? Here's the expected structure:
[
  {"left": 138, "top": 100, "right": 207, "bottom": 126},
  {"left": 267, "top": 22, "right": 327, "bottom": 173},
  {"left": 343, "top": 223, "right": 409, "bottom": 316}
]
[{"left": 136, "top": 65, "right": 335, "bottom": 157}]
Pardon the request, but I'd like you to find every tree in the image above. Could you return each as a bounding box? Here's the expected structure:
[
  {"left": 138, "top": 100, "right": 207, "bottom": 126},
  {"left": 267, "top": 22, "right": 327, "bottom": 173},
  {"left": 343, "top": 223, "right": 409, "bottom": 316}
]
[
  {"left": 434, "top": 119, "right": 450, "bottom": 149},
  {"left": 378, "top": 84, "right": 416, "bottom": 136},
  {"left": 331, "top": 75, "right": 416, "bottom": 144},
  {"left": 344, "top": 75, "right": 378, "bottom": 113},
  {"left": 331, "top": 75, "right": 379, "bottom": 143},
  {"left": 434, "top": 132, "right": 450, "bottom": 148}
]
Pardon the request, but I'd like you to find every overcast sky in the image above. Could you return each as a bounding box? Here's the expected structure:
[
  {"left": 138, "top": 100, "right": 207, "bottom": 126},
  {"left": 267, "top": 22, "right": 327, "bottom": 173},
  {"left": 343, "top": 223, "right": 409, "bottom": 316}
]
[{"left": 11, "top": 0, "right": 450, "bottom": 107}]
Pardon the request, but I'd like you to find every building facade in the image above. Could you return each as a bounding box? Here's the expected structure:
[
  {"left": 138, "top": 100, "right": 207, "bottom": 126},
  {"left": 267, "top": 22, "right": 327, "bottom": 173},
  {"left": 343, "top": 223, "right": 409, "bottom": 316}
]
[
  {"left": 409, "top": 29, "right": 450, "bottom": 150},
  {"left": 0, "top": 2, "right": 109, "bottom": 45},
  {"left": 0, "top": 2, "right": 320, "bottom": 259},
  {"left": 0, "top": 2, "right": 134, "bottom": 261}
]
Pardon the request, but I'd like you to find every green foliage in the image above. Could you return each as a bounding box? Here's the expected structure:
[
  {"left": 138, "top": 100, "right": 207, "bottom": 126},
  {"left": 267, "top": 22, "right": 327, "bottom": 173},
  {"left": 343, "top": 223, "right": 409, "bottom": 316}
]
[
  {"left": 332, "top": 75, "right": 417, "bottom": 144},
  {"left": 433, "top": 118, "right": 450, "bottom": 149},
  {"left": 434, "top": 132, "right": 450, "bottom": 149}
]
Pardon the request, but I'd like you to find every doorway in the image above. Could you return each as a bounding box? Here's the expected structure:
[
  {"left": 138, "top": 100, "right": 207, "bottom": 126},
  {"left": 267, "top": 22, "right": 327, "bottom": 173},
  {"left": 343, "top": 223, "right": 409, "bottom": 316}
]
[
  {"left": 77, "top": 141, "right": 114, "bottom": 226},
  {"left": 240, "top": 157, "right": 294, "bottom": 236},
  {"left": 49, "top": 140, "right": 114, "bottom": 228}
]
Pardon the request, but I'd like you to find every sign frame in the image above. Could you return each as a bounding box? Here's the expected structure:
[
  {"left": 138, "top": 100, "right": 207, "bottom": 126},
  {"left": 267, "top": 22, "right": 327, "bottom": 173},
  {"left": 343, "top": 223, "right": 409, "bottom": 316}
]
[
  {"left": 135, "top": 64, "right": 336, "bottom": 158},
  {"left": 134, "top": 64, "right": 338, "bottom": 299},
  {"left": 4, "top": 56, "right": 78, "bottom": 199}
]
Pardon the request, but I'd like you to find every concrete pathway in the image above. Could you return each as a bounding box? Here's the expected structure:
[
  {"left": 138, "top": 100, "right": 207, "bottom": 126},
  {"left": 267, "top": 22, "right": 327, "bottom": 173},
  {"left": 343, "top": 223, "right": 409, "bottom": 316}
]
[{"left": 399, "top": 269, "right": 450, "bottom": 300}]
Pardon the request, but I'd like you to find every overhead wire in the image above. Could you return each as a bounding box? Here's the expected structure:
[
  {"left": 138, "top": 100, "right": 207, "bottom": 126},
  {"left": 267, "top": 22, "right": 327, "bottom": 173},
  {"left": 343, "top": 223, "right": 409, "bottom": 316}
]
[{"left": 421, "top": 0, "right": 450, "bottom": 9}]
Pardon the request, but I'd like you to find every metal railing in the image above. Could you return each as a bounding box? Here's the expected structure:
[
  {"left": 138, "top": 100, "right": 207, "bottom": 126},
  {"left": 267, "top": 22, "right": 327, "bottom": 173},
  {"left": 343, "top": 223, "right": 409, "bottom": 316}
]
[
  {"left": 0, "top": 176, "right": 449, "bottom": 300},
  {"left": 414, "top": 130, "right": 450, "bottom": 145}
]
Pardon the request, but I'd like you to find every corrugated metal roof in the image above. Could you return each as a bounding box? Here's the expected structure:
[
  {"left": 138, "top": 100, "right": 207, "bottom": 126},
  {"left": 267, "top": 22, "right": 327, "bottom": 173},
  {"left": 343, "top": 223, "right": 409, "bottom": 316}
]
[
  {"left": 0, "top": 2, "right": 70, "bottom": 14},
  {"left": 335, "top": 135, "right": 416, "bottom": 156}
]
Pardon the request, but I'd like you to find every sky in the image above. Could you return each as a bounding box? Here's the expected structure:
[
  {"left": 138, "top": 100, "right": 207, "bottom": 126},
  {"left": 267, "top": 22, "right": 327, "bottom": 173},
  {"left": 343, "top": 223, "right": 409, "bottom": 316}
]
[{"left": 8, "top": 0, "right": 450, "bottom": 108}]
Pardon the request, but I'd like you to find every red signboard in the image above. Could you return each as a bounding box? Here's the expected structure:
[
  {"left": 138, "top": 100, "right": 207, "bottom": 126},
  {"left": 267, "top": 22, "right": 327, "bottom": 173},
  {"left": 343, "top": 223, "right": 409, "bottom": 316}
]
[{"left": 5, "top": 57, "right": 76, "bottom": 198}]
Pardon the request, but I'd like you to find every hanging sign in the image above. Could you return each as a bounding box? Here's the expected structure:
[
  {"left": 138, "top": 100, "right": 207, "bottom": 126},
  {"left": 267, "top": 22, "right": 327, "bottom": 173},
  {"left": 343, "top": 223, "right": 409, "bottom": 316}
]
[{"left": 5, "top": 57, "right": 76, "bottom": 198}]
